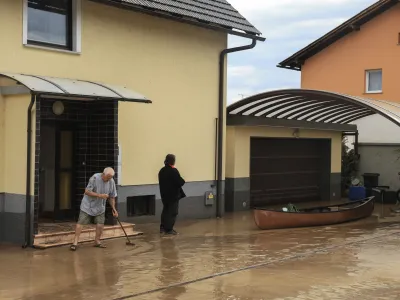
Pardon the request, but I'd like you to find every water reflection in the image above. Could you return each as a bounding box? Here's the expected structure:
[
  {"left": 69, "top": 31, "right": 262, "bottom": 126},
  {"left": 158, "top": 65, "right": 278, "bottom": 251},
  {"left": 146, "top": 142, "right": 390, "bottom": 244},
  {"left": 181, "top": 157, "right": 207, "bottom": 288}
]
[
  {"left": 158, "top": 238, "right": 186, "bottom": 300},
  {"left": 14, "top": 245, "right": 121, "bottom": 300}
]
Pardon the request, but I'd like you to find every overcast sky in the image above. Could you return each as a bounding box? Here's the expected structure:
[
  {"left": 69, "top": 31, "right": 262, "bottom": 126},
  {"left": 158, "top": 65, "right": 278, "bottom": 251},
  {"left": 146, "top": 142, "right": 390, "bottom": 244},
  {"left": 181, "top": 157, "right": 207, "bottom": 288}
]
[{"left": 226, "top": 0, "right": 377, "bottom": 104}]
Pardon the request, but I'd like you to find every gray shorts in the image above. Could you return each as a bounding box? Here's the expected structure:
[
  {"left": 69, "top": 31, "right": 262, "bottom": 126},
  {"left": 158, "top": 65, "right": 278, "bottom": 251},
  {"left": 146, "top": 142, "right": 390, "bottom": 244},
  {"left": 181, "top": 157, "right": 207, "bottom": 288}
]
[{"left": 77, "top": 210, "right": 105, "bottom": 225}]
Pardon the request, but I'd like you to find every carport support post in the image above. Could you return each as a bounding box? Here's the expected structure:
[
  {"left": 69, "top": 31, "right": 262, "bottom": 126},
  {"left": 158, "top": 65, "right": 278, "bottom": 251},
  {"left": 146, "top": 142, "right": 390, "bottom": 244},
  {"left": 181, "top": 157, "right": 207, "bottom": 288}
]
[
  {"left": 355, "top": 130, "right": 359, "bottom": 156},
  {"left": 216, "top": 39, "right": 259, "bottom": 218}
]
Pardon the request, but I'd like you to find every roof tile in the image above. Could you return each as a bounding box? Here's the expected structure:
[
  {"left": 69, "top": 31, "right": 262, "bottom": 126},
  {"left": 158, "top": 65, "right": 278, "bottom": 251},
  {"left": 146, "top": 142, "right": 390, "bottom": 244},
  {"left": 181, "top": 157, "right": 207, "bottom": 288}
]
[{"left": 121, "top": 0, "right": 262, "bottom": 35}]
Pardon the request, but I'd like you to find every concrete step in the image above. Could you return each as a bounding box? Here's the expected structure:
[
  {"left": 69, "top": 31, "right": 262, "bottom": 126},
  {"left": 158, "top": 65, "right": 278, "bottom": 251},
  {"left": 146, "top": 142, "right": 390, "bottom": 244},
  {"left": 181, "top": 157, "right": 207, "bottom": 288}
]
[{"left": 33, "top": 223, "right": 142, "bottom": 249}]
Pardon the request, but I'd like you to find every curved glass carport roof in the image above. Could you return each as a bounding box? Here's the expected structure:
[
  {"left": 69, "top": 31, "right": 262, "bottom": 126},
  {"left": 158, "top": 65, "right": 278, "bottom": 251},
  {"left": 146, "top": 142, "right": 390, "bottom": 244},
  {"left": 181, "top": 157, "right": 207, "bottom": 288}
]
[{"left": 227, "top": 89, "right": 400, "bottom": 132}]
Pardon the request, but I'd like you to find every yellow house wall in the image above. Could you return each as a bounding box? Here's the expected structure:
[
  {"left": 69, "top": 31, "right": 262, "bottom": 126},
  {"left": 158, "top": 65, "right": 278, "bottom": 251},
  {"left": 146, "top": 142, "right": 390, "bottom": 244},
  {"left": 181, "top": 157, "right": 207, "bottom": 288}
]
[
  {"left": 1, "top": 94, "right": 35, "bottom": 195},
  {"left": 0, "top": 0, "right": 227, "bottom": 194},
  {"left": 225, "top": 126, "right": 342, "bottom": 179}
]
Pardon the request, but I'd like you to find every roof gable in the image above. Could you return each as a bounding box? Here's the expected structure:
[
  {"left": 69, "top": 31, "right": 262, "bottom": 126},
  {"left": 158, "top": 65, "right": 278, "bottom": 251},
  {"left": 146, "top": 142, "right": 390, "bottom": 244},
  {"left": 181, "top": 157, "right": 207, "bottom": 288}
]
[
  {"left": 91, "top": 0, "right": 263, "bottom": 40},
  {"left": 277, "top": 0, "right": 398, "bottom": 71}
]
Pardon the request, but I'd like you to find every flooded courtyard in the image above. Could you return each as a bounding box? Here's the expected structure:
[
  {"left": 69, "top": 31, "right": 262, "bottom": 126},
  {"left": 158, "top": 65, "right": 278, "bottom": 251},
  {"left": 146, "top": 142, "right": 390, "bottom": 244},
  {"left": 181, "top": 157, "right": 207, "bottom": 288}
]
[{"left": 1, "top": 208, "right": 400, "bottom": 300}]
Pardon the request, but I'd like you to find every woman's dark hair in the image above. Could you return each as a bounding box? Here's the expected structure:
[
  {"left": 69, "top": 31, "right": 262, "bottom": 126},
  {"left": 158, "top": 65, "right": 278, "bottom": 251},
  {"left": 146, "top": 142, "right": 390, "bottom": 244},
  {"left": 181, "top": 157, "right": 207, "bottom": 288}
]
[{"left": 164, "top": 154, "right": 176, "bottom": 166}]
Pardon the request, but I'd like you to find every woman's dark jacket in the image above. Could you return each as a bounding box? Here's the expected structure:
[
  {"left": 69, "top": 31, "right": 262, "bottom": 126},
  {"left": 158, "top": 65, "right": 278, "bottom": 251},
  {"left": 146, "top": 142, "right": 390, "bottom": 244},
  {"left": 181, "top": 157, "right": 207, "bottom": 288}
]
[{"left": 158, "top": 165, "right": 186, "bottom": 202}]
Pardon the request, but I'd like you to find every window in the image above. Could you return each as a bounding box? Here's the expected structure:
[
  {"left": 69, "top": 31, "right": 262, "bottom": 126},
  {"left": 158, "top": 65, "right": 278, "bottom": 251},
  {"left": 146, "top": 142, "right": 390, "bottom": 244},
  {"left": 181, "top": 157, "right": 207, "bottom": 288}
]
[
  {"left": 366, "top": 69, "right": 382, "bottom": 93},
  {"left": 127, "top": 195, "right": 156, "bottom": 217},
  {"left": 23, "top": 0, "right": 81, "bottom": 52}
]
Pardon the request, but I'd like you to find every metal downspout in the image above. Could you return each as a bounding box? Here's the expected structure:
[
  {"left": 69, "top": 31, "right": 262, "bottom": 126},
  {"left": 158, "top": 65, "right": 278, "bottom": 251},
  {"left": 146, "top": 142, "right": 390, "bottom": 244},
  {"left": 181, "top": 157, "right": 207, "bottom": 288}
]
[
  {"left": 216, "top": 38, "right": 258, "bottom": 218},
  {"left": 23, "top": 94, "right": 36, "bottom": 248}
]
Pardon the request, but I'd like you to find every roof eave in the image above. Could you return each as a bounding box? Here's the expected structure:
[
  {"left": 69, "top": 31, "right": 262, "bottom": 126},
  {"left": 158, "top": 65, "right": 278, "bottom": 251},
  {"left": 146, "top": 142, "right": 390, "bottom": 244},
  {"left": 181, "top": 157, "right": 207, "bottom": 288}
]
[
  {"left": 90, "top": 0, "right": 265, "bottom": 41},
  {"left": 37, "top": 92, "right": 152, "bottom": 103},
  {"left": 277, "top": 64, "right": 301, "bottom": 71}
]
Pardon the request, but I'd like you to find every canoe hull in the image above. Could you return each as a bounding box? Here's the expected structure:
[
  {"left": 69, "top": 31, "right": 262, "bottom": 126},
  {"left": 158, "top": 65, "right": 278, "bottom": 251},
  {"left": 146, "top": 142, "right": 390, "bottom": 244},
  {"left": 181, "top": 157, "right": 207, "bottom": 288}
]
[{"left": 253, "top": 198, "right": 375, "bottom": 230}]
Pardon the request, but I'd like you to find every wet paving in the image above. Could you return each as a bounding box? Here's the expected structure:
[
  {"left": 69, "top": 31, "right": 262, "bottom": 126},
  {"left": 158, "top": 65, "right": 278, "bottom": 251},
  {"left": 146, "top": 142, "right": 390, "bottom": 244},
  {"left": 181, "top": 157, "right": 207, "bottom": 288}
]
[{"left": 1, "top": 208, "right": 400, "bottom": 300}]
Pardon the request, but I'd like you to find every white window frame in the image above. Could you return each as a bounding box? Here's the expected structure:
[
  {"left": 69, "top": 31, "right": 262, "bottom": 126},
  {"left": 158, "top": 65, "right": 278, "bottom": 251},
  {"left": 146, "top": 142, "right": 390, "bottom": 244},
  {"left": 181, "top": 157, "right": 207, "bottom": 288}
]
[
  {"left": 22, "top": 0, "right": 82, "bottom": 54},
  {"left": 365, "top": 69, "right": 382, "bottom": 94}
]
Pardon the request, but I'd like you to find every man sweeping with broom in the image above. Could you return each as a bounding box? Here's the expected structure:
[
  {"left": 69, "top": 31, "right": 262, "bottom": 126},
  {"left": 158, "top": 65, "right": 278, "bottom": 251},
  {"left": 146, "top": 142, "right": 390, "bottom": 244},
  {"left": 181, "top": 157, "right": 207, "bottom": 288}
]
[{"left": 70, "top": 167, "right": 118, "bottom": 251}]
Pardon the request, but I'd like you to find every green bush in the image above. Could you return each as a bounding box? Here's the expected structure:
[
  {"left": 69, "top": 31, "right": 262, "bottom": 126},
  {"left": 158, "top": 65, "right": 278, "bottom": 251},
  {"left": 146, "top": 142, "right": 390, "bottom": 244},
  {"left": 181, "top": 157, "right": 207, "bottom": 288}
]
[{"left": 341, "top": 136, "right": 359, "bottom": 195}]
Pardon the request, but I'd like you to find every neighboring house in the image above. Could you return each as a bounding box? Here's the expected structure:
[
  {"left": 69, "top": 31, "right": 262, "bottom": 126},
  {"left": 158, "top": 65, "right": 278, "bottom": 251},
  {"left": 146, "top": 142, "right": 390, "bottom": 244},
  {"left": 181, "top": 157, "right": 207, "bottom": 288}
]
[
  {"left": 0, "top": 0, "right": 264, "bottom": 245},
  {"left": 278, "top": 0, "right": 400, "bottom": 191}
]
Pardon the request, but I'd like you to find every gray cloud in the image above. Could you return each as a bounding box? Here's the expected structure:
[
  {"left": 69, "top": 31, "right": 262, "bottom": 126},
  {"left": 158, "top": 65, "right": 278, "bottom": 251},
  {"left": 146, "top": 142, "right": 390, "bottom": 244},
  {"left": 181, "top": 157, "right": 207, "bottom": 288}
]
[{"left": 226, "top": 0, "right": 377, "bottom": 104}]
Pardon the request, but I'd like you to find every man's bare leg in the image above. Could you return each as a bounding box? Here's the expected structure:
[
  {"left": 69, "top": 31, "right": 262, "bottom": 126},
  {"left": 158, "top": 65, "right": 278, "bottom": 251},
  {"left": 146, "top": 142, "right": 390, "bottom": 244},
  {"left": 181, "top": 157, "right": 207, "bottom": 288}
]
[
  {"left": 73, "top": 224, "right": 83, "bottom": 246},
  {"left": 70, "top": 224, "right": 83, "bottom": 250},
  {"left": 95, "top": 224, "right": 104, "bottom": 246}
]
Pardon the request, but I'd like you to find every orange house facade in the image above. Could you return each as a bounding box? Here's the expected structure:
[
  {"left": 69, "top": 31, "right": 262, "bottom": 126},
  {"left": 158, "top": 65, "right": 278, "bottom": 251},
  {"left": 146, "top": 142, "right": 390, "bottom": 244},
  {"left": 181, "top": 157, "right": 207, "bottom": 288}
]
[
  {"left": 278, "top": 0, "right": 400, "bottom": 191},
  {"left": 279, "top": 0, "right": 400, "bottom": 102}
]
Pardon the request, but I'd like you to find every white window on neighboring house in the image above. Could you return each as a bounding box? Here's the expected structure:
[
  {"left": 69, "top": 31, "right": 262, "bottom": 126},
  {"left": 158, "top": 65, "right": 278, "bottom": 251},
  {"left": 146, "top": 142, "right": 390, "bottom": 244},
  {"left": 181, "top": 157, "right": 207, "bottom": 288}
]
[
  {"left": 365, "top": 69, "right": 382, "bottom": 93},
  {"left": 23, "top": 0, "right": 81, "bottom": 53}
]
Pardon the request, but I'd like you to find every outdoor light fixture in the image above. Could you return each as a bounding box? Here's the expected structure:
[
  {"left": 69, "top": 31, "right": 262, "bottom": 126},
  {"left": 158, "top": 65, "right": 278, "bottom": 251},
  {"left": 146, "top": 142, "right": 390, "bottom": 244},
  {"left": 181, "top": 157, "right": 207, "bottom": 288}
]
[{"left": 52, "top": 101, "right": 64, "bottom": 115}]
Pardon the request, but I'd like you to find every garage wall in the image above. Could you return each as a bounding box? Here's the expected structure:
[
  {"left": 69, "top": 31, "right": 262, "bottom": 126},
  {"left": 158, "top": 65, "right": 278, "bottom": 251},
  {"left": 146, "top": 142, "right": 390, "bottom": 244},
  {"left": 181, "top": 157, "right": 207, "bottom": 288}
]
[{"left": 225, "top": 126, "right": 342, "bottom": 211}]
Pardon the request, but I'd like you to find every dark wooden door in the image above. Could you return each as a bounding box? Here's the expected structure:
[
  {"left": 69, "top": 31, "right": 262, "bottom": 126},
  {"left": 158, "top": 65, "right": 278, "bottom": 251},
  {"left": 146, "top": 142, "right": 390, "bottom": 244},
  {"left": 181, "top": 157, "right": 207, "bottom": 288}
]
[
  {"left": 54, "top": 123, "right": 76, "bottom": 221},
  {"left": 250, "top": 138, "right": 330, "bottom": 207}
]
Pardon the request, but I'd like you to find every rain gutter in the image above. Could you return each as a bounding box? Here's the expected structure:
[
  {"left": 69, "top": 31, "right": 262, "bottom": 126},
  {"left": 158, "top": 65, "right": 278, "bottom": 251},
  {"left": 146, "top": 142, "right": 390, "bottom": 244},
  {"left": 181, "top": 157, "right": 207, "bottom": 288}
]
[{"left": 216, "top": 37, "right": 265, "bottom": 218}]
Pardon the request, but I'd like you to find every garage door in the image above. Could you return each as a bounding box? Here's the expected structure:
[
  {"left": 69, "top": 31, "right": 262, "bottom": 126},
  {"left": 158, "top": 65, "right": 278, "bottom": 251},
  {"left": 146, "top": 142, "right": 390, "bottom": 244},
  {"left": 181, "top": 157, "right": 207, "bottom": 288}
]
[{"left": 250, "top": 138, "right": 331, "bottom": 207}]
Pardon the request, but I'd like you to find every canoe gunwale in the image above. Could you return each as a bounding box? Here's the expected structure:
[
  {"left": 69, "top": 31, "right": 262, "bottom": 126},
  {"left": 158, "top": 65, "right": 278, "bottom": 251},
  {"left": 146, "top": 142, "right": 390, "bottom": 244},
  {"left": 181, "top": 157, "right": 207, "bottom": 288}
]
[{"left": 252, "top": 196, "right": 375, "bottom": 215}]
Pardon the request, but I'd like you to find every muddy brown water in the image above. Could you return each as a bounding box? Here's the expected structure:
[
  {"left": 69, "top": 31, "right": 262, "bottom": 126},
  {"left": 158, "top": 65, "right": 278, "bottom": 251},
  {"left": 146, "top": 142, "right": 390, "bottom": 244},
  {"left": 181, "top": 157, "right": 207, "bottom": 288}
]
[{"left": 1, "top": 206, "right": 400, "bottom": 300}]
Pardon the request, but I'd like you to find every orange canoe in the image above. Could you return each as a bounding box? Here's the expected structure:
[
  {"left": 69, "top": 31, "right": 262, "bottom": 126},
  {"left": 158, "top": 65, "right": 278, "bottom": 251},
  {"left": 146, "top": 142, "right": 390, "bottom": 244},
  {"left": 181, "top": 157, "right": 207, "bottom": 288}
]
[{"left": 253, "top": 197, "right": 375, "bottom": 230}]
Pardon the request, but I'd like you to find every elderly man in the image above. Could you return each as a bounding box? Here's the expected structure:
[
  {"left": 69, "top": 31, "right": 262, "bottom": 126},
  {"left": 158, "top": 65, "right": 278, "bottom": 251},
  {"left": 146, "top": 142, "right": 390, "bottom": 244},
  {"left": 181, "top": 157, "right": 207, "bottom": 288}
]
[{"left": 70, "top": 167, "right": 118, "bottom": 251}]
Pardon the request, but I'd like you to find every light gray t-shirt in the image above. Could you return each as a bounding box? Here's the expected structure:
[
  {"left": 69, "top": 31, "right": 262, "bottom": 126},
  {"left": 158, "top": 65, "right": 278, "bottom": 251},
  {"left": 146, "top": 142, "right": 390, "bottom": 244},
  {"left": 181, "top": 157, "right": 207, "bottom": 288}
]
[{"left": 80, "top": 173, "right": 117, "bottom": 216}]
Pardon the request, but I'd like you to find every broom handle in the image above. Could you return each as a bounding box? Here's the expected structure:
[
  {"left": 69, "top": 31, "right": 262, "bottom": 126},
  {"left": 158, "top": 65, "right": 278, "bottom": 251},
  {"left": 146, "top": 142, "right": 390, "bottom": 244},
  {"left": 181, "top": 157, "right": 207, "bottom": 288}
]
[
  {"left": 107, "top": 197, "right": 132, "bottom": 242},
  {"left": 117, "top": 217, "right": 131, "bottom": 242}
]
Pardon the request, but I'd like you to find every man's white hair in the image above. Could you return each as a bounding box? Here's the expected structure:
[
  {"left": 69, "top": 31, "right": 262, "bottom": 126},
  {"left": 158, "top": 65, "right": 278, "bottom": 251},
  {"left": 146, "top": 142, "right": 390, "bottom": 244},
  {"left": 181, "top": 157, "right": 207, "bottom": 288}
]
[{"left": 103, "top": 167, "right": 115, "bottom": 176}]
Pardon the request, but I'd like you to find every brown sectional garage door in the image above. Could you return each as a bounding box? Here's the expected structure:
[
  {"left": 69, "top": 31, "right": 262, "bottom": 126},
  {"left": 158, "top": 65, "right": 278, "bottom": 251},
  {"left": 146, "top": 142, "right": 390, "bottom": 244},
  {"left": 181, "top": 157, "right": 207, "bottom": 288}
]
[{"left": 250, "top": 138, "right": 331, "bottom": 208}]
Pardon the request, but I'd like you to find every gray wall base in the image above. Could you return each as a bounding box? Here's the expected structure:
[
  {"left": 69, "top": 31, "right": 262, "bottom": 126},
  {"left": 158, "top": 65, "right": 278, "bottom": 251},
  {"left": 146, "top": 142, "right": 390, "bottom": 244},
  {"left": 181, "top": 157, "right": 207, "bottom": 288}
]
[
  {"left": 330, "top": 173, "right": 341, "bottom": 201},
  {"left": 118, "top": 197, "right": 216, "bottom": 224},
  {"left": 1, "top": 180, "right": 225, "bottom": 243},
  {"left": 225, "top": 177, "right": 250, "bottom": 212},
  {"left": 0, "top": 192, "right": 26, "bottom": 213},
  {"left": 117, "top": 180, "right": 224, "bottom": 224},
  {"left": 0, "top": 193, "right": 30, "bottom": 244},
  {"left": 0, "top": 212, "right": 26, "bottom": 244}
]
